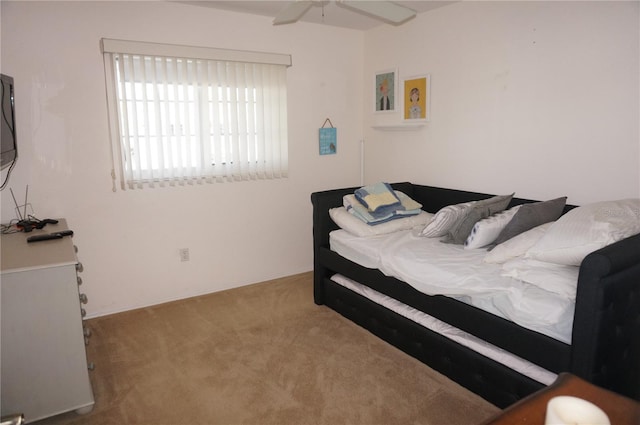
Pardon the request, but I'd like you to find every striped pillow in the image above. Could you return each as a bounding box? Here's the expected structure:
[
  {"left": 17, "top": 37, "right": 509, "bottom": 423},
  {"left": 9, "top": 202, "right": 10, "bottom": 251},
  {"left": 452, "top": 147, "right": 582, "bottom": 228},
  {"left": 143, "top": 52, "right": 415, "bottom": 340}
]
[
  {"left": 420, "top": 202, "right": 475, "bottom": 237},
  {"left": 464, "top": 205, "right": 521, "bottom": 249},
  {"left": 443, "top": 193, "right": 514, "bottom": 245}
]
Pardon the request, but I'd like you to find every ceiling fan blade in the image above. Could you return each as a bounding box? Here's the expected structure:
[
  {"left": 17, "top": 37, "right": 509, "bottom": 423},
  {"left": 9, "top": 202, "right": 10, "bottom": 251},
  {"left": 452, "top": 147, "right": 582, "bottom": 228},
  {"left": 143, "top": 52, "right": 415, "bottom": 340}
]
[
  {"left": 337, "top": 1, "right": 416, "bottom": 25},
  {"left": 273, "top": 1, "right": 314, "bottom": 25}
]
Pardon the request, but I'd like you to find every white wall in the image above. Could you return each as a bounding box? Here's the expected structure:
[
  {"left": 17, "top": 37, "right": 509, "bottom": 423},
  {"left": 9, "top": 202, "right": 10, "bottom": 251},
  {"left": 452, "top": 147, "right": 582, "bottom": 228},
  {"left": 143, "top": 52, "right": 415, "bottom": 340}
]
[
  {"left": 363, "top": 1, "right": 639, "bottom": 205},
  {"left": 0, "top": 1, "right": 364, "bottom": 317}
]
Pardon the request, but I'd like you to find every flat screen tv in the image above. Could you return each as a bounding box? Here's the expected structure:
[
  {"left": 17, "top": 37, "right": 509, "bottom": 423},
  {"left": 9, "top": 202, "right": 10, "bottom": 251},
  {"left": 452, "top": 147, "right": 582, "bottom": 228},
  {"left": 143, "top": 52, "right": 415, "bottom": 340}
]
[{"left": 1, "top": 73, "right": 17, "bottom": 170}]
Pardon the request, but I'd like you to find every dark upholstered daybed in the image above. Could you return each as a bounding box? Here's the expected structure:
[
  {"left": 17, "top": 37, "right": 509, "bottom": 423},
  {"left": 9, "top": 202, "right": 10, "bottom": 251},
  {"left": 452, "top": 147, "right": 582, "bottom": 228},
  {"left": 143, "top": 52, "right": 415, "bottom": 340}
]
[{"left": 311, "top": 182, "right": 640, "bottom": 408}]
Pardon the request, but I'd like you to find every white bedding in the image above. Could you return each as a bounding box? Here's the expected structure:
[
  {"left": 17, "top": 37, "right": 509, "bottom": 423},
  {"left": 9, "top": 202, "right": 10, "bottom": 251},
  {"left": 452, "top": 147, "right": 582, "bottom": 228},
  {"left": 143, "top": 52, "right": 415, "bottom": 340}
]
[
  {"left": 330, "top": 273, "right": 557, "bottom": 385},
  {"left": 329, "top": 228, "right": 578, "bottom": 343}
]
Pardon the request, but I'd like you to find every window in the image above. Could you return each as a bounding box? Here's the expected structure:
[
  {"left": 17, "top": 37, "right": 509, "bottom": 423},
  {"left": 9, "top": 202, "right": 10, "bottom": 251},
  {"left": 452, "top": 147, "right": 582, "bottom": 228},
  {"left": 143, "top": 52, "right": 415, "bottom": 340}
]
[{"left": 101, "top": 39, "right": 291, "bottom": 190}]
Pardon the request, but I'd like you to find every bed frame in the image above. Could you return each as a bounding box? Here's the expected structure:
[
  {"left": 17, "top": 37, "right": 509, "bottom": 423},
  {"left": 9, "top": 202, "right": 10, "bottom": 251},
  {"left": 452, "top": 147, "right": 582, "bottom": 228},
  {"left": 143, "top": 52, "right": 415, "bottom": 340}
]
[{"left": 311, "top": 182, "right": 640, "bottom": 408}]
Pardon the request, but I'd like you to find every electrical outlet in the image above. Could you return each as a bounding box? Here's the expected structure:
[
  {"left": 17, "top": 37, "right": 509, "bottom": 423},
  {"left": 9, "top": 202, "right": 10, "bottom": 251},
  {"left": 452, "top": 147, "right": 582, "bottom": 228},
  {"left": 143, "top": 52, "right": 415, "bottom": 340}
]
[{"left": 179, "top": 248, "right": 190, "bottom": 262}]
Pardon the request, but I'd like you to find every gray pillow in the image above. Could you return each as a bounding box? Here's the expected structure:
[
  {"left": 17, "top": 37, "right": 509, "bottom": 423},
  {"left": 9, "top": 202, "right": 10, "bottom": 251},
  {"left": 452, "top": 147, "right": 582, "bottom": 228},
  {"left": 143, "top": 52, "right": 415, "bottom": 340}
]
[
  {"left": 443, "top": 193, "right": 514, "bottom": 244},
  {"left": 492, "top": 196, "right": 567, "bottom": 247}
]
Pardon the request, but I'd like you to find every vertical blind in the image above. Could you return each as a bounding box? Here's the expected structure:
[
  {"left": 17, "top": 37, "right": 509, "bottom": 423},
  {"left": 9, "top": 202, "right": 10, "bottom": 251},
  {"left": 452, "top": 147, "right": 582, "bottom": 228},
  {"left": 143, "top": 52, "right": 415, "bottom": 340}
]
[{"left": 101, "top": 39, "right": 291, "bottom": 190}]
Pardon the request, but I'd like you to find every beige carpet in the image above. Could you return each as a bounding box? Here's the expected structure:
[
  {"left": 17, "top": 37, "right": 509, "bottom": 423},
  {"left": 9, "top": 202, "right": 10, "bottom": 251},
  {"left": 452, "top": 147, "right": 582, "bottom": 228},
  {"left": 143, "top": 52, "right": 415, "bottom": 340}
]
[{"left": 34, "top": 272, "right": 500, "bottom": 425}]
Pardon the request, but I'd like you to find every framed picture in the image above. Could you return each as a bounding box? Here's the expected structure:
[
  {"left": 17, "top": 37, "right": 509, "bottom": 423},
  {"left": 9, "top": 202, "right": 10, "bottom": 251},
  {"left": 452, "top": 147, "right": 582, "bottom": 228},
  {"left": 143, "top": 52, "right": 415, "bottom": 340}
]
[
  {"left": 403, "top": 75, "right": 430, "bottom": 122},
  {"left": 374, "top": 69, "right": 397, "bottom": 113}
]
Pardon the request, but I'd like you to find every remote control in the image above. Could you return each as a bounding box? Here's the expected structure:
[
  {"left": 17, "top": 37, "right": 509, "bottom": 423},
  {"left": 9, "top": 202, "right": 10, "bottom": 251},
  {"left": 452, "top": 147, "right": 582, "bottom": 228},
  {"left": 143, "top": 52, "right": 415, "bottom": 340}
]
[
  {"left": 27, "top": 230, "right": 74, "bottom": 243},
  {"left": 27, "top": 233, "right": 63, "bottom": 243}
]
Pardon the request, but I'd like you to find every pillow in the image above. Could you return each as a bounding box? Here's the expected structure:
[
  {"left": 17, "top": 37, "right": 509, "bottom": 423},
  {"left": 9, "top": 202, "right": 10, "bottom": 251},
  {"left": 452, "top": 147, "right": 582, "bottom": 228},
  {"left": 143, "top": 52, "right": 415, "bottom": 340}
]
[
  {"left": 526, "top": 198, "right": 640, "bottom": 266},
  {"left": 419, "top": 202, "right": 475, "bottom": 237},
  {"left": 329, "top": 207, "right": 432, "bottom": 237},
  {"left": 443, "top": 193, "right": 514, "bottom": 244},
  {"left": 491, "top": 197, "right": 567, "bottom": 246},
  {"left": 463, "top": 205, "right": 521, "bottom": 249},
  {"left": 484, "top": 222, "right": 552, "bottom": 264}
]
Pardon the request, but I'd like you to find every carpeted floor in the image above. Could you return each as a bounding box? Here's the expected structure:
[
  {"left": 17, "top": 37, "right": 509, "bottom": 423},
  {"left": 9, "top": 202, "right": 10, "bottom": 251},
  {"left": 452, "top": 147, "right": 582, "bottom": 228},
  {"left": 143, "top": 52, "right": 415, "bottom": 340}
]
[{"left": 34, "top": 272, "right": 500, "bottom": 425}]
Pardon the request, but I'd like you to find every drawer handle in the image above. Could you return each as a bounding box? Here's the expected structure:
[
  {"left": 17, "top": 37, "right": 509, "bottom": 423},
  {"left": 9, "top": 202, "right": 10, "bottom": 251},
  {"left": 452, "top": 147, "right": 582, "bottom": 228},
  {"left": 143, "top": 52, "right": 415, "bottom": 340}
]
[
  {"left": 88, "top": 362, "right": 95, "bottom": 371},
  {"left": 77, "top": 276, "right": 83, "bottom": 286},
  {"left": 76, "top": 262, "right": 84, "bottom": 273},
  {"left": 81, "top": 308, "right": 86, "bottom": 317},
  {"left": 84, "top": 327, "right": 92, "bottom": 337},
  {"left": 79, "top": 293, "right": 88, "bottom": 304}
]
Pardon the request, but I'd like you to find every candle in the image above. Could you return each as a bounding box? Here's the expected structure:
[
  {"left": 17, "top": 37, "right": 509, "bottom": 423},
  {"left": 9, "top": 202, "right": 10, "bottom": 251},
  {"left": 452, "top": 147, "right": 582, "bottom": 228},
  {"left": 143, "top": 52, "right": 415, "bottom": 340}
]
[{"left": 545, "top": 396, "right": 610, "bottom": 425}]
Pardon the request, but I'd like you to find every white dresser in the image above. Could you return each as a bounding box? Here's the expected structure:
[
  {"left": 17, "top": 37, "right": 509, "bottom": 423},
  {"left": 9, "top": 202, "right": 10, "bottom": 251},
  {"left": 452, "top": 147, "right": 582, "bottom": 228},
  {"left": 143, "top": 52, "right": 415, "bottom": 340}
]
[{"left": 1, "top": 219, "right": 94, "bottom": 423}]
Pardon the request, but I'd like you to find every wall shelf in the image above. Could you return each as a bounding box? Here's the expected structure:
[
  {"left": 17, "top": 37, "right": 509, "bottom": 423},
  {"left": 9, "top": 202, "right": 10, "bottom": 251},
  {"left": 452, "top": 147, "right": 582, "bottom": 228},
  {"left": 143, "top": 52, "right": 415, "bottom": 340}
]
[{"left": 371, "top": 124, "right": 426, "bottom": 131}]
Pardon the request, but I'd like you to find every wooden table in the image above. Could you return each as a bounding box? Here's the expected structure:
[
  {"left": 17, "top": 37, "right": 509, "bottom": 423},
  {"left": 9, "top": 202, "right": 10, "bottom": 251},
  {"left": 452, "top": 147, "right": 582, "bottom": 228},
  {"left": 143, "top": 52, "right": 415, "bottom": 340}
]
[{"left": 481, "top": 373, "right": 640, "bottom": 425}]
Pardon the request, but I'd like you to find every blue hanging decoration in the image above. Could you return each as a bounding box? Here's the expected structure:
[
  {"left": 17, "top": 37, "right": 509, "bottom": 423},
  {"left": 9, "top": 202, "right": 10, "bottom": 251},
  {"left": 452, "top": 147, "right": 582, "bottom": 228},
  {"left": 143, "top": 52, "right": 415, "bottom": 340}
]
[{"left": 319, "top": 118, "right": 337, "bottom": 155}]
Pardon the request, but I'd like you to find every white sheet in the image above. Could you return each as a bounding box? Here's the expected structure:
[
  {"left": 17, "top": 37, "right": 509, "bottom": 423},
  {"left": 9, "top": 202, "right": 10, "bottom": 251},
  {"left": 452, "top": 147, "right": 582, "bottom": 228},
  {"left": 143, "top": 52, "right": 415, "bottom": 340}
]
[
  {"left": 330, "top": 228, "right": 576, "bottom": 343},
  {"left": 330, "top": 273, "right": 557, "bottom": 385}
]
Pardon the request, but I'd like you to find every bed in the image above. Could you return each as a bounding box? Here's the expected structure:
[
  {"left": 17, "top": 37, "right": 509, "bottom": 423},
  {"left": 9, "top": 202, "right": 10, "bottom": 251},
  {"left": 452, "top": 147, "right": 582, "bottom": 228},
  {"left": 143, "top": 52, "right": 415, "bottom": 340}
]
[{"left": 311, "top": 182, "right": 640, "bottom": 408}]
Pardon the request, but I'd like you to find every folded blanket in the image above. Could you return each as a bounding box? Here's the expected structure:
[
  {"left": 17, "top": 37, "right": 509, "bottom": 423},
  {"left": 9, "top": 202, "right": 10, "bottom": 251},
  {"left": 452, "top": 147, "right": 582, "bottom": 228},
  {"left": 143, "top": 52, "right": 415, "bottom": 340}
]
[
  {"left": 396, "top": 191, "right": 422, "bottom": 212},
  {"left": 355, "top": 182, "right": 402, "bottom": 216},
  {"left": 344, "top": 191, "right": 422, "bottom": 225},
  {"left": 345, "top": 195, "right": 398, "bottom": 224}
]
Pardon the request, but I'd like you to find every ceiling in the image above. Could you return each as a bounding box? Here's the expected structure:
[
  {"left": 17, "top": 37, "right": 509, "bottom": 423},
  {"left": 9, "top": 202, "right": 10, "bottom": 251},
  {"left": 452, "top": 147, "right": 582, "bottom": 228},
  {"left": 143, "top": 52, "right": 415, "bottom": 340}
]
[{"left": 177, "top": 1, "right": 456, "bottom": 31}]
